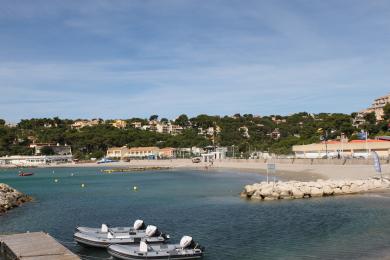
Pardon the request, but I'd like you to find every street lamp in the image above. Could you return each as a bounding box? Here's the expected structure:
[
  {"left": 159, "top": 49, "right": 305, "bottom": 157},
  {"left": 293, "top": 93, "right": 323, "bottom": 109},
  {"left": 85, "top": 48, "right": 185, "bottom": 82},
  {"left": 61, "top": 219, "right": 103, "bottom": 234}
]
[{"left": 319, "top": 129, "right": 329, "bottom": 159}]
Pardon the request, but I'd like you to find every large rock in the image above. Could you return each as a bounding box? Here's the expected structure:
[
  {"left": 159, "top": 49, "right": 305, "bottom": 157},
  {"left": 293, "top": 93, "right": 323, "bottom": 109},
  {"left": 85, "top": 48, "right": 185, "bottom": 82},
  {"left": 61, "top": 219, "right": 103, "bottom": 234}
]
[
  {"left": 323, "top": 185, "right": 334, "bottom": 196},
  {"left": 0, "top": 183, "right": 31, "bottom": 214},
  {"left": 310, "top": 187, "right": 323, "bottom": 197}
]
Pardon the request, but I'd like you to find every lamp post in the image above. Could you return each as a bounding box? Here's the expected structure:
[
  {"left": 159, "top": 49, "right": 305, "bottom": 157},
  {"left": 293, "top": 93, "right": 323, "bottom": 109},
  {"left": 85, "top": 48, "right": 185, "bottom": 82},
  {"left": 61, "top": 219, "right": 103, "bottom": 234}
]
[
  {"left": 325, "top": 131, "right": 328, "bottom": 158},
  {"left": 320, "top": 129, "right": 329, "bottom": 159}
]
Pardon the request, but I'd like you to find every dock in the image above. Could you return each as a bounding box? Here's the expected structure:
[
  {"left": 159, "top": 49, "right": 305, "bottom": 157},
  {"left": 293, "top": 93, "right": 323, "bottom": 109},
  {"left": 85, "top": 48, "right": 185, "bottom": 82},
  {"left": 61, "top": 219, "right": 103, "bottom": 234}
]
[{"left": 0, "top": 232, "right": 80, "bottom": 260}]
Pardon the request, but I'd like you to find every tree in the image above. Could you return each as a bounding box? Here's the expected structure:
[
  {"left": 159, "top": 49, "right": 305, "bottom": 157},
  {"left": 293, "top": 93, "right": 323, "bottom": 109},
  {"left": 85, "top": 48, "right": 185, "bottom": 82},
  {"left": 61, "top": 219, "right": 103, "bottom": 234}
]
[
  {"left": 149, "top": 115, "right": 159, "bottom": 121},
  {"left": 160, "top": 118, "right": 169, "bottom": 123},
  {"left": 364, "top": 112, "right": 376, "bottom": 125},
  {"left": 0, "top": 119, "right": 5, "bottom": 126},
  {"left": 40, "top": 146, "right": 55, "bottom": 155},
  {"left": 174, "top": 114, "right": 189, "bottom": 127},
  {"left": 383, "top": 103, "right": 390, "bottom": 120}
]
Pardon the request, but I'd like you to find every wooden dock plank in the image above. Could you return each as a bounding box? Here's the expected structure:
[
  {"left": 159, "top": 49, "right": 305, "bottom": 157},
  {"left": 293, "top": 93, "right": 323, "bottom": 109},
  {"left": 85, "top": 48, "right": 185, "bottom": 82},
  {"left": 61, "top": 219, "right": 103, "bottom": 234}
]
[{"left": 0, "top": 232, "right": 80, "bottom": 260}]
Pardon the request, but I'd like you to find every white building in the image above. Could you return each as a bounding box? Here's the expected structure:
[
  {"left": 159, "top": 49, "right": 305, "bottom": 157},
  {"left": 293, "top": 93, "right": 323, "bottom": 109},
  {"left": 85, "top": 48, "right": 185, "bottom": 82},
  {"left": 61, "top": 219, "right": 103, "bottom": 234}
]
[
  {"left": 0, "top": 155, "right": 73, "bottom": 166},
  {"left": 201, "top": 146, "right": 227, "bottom": 162}
]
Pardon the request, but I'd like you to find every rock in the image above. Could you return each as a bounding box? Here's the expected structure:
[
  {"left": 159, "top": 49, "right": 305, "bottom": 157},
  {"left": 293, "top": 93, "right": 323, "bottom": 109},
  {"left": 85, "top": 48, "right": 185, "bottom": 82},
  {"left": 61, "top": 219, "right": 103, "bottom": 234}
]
[
  {"left": 291, "top": 188, "right": 304, "bottom": 199},
  {"left": 310, "top": 187, "right": 323, "bottom": 197},
  {"left": 259, "top": 186, "right": 274, "bottom": 197},
  {"left": 341, "top": 185, "right": 351, "bottom": 193},
  {"left": 323, "top": 185, "right": 334, "bottom": 196},
  {"left": 243, "top": 185, "right": 256, "bottom": 196},
  {"left": 251, "top": 190, "right": 264, "bottom": 200},
  {"left": 241, "top": 177, "right": 390, "bottom": 202},
  {"left": 0, "top": 183, "right": 31, "bottom": 214},
  {"left": 349, "top": 183, "right": 360, "bottom": 193}
]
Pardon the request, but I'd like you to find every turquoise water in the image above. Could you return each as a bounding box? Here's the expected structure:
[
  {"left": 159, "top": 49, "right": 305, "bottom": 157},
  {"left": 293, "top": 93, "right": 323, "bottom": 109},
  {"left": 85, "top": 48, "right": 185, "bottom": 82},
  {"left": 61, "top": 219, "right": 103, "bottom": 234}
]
[{"left": 1, "top": 167, "right": 390, "bottom": 260}]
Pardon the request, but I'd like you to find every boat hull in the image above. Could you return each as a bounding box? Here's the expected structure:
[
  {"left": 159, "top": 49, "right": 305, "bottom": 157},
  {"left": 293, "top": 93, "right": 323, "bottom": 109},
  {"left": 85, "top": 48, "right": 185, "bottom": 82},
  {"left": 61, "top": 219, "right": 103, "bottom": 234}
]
[
  {"left": 107, "top": 245, "right": 203, "bottom": 260},
  {"left": 108, "top": 248, "right": 203, "bottom": 260},
  {"left": 74, "top": 232, "right": 166, "bottom": 249}
]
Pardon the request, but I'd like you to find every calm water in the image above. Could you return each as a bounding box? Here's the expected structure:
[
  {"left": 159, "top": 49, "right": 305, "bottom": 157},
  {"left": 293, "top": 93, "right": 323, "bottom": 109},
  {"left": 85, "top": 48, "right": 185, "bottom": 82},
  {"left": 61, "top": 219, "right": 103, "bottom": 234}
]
[{"left": 1, "top": 167, "right": 390, "bottom": 260}]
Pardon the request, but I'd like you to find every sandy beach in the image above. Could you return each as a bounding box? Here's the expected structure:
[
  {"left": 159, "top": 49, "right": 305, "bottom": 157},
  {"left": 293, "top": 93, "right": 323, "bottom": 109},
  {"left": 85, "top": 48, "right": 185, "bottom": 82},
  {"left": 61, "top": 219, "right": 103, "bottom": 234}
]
[{"left": 22, "top": 158, "right": 389, "bottom": 182}]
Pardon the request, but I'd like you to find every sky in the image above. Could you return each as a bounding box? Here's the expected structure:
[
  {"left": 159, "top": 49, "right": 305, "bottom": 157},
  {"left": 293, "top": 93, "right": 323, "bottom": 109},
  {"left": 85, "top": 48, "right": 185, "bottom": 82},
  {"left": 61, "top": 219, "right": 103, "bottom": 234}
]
[{"left": 0, "top": 0, "right": 390, "bottom": 121}]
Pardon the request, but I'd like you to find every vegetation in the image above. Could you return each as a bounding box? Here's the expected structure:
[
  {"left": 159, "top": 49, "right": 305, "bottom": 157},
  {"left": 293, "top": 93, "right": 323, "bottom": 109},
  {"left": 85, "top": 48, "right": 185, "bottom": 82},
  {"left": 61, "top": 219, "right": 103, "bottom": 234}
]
[{"left": 0, "top": 112, "right": 389, "bottom": 159}]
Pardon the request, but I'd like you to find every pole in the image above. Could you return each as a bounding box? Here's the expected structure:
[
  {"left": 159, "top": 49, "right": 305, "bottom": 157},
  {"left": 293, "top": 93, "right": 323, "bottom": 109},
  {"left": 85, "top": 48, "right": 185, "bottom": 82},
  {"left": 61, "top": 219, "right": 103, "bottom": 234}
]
[
  {"left": 266, "top": 167, "right": 269, "bottom": 184},
  {"left": 365, "top": 130, "right": 369, "bottom": 157},
  {"left": 325, "top": 130, "right": 328, "bottom": 159}
]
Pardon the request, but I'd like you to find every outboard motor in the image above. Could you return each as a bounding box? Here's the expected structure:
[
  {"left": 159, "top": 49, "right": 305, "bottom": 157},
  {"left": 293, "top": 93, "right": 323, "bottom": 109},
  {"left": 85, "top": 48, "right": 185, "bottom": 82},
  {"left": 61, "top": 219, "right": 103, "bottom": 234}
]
[
  {"left": 133, "top": 219, "right": 146, "bottom": 230},
  {"left": 180, "top": 236, "right": 204, "bottom": 251},
  {"left": 180, "top": 236, "right": 193, "bottom": 249},
  {"left": 145, "top": 225, "right": 157, "bottom": 237}
]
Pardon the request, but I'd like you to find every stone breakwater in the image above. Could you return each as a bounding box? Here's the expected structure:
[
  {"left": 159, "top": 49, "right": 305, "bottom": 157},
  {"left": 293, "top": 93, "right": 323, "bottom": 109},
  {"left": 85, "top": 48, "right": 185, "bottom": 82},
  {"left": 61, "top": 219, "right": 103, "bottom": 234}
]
[
  {"left": 0, "top": 183, "right": 32, "bottom": 214},
  {"left": 241, "top": 177, "right": 390, "bottom": 201}
]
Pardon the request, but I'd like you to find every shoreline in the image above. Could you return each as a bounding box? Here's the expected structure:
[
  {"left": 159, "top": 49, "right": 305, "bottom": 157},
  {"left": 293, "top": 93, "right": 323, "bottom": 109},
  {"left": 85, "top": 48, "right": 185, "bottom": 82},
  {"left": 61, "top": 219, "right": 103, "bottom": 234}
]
[{"left": 2, "top": 159, "right": 388, "bottom": 182}]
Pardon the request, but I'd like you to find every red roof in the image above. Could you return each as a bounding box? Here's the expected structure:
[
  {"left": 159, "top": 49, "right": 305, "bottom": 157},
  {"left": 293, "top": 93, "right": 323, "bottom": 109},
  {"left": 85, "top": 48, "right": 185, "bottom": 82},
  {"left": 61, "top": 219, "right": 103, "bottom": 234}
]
[{"left": 321, "top": 139, "right": 389, "bottom": 144}]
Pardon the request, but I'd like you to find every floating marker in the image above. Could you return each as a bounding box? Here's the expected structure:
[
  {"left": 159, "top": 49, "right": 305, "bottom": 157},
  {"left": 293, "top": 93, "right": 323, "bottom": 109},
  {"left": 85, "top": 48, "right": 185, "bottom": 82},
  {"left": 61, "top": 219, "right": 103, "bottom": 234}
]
[
  {"left": 71, "top": 173, "right": 74, "bottom": 176},
  {"left": 54, "top": 179, "right": 58, "bottom": 183},
  {"left": 133, "top": 186, "right": 138, "bottom": 191},
  {"left": 81, "top": 183, "right": 85, "bottom": 188}
]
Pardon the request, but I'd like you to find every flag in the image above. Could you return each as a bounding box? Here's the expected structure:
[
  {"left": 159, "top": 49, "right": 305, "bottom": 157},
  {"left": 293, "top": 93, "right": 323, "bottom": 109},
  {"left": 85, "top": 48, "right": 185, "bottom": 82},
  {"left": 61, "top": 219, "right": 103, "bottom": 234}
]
[
  {"left": 358, "top": 130, "right": 367, "bottom": 140},
  {"left": 371, "top": 151, "right": 382, "bottom": 173}
]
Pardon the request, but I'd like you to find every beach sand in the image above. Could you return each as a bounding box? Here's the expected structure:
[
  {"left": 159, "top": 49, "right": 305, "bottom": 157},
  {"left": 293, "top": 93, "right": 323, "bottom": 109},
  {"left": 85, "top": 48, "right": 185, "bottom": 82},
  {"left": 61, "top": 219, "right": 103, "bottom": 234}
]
[{"left": 31, "top": 159, "right": 390, "bottom": 182}]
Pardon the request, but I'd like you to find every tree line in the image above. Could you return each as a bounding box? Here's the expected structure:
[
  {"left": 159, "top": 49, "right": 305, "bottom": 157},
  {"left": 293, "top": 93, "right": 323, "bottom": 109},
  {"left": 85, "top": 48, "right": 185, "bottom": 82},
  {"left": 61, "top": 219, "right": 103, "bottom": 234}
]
[{"left": 0, "top": 105, "right": 389, "bottom": 159}]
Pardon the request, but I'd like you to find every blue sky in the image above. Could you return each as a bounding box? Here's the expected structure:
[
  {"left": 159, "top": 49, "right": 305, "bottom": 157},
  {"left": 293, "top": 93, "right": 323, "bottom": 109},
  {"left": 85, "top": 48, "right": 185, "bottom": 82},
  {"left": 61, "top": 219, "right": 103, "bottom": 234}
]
[{"left": 1, "top": 0, "right": 389, "bottom": 121}]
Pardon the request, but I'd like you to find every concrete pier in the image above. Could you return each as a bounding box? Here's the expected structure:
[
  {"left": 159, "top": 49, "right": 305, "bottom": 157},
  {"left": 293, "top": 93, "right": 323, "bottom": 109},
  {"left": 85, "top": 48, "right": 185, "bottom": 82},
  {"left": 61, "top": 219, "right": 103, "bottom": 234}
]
[{"left": 0, "top": 232, "right": 80, "bottom": 260}]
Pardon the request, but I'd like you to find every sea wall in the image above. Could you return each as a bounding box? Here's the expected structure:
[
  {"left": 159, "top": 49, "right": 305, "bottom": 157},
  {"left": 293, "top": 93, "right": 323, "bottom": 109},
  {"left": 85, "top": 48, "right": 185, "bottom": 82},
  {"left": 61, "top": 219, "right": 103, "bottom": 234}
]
[
  {"left": 241, "top": 177, "right": 390, "bottom": 201},
  {"left": 0, "top": 184, "right": 31, "bottom": 214}
]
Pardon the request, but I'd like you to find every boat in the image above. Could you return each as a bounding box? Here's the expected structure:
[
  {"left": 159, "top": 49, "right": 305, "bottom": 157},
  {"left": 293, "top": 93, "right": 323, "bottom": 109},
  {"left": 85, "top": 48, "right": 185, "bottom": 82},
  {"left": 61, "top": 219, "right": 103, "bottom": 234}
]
[
  {"left": 18, "top": 172, "right": 34, "bottom": 176},
  {"left": 76, "top": 219, "right": 146, "bottom": 234},
  {"left": 74, "top": 224, "right": 169, "bottom": 248},
  {"left": 107, "top": 236, "right": 204, "bottom": 260},
  {"left": 97, "top": 158, "right": 116, "bottom": 164}
]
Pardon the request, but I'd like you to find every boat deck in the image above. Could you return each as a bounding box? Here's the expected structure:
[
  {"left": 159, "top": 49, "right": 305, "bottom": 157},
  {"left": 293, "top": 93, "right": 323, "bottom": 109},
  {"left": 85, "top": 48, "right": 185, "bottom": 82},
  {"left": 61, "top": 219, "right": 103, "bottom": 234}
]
[{"left": 0, "top": 232, "right": 80, "bottom": 260}]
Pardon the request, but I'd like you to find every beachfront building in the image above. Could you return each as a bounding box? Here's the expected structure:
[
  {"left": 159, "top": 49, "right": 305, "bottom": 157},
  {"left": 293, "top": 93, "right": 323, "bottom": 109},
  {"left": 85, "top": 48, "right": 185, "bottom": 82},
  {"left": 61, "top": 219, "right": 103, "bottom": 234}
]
[
  {"left": 106, "top": 146, "right": 129, "bottom": 158},
  {"left": 29, "top": 143, "right": 72, "bottom": 156},
  {"left": 106, "top": 146, "right": 175, "bottom": 159},
  {"left": 127, "top": 147, "right": 161, "bottom": 159},
  {"left": 0, "top": 155, "right": 73, "bottom": 166},
  {"left": 293, "top": 139, "right": 390, "bottom": 158},
  {"left": 201, "top": 146, "right": 228, "bottom": 162},
  {"left": 158, "top": 147, "right": 175, "bottom": 158}
]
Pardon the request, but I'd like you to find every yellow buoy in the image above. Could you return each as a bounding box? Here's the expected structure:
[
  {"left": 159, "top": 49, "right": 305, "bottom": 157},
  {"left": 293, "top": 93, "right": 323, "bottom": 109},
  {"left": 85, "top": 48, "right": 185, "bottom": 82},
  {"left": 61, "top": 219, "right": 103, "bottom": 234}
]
[{"left": 81, "top": 183, "right": 85, "bottom": 188}]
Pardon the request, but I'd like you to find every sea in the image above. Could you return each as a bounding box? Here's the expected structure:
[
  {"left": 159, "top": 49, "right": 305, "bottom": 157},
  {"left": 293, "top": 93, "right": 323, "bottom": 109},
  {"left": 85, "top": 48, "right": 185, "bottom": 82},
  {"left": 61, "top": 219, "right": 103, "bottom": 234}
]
[{"left": 0, "top": 167, "right": 390, "bottom": 260}]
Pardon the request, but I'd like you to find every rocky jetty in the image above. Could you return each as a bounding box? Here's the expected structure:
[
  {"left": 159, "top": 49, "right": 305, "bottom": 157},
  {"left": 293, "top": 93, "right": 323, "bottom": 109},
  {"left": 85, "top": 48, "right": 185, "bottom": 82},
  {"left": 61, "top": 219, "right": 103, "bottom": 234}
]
[
  {"left": 0, "top": 183, "right": 32, "bottom": 214},
  {"left": 241, "top": 177, "right": 390, "bottom": 201}
]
